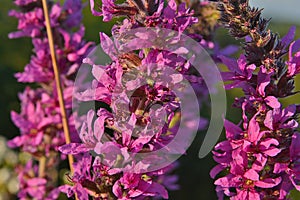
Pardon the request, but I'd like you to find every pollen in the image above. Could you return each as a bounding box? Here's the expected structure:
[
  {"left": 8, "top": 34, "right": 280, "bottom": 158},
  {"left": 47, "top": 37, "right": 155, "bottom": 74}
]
[
  {"left": 30, "top": 129, "right": 38, "bottom": 135},
  {"left": 245, "top": 179, "right": 254, "bottom": 186}
]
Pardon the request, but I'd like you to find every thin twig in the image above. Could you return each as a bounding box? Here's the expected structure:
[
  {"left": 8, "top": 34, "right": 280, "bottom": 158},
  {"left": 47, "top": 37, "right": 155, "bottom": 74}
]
[
  {"left": 41, "top": 0, "right": 75, "bottom": 174},
  {"left": 38, "top": 156, "right": 46, "bottom": 178}
]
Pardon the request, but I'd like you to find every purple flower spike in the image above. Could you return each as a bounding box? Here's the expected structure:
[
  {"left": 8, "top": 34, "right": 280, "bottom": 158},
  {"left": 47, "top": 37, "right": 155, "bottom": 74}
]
[{"left": 212, "top": 0, "right": 300, "bottom": 198}]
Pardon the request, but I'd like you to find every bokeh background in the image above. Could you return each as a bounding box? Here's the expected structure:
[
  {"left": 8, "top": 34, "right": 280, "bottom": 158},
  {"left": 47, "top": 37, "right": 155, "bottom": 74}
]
[{"left": 0, "top": 0, "right": 299, "bottom": 199}]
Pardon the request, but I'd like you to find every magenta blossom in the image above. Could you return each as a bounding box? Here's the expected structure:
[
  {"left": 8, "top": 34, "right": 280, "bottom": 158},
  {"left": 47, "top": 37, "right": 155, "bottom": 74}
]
[
  {"left": 8, "top": 87, "right": 69, "bottom": 154},
  {"left": 287, "top": 39, "right": 300, "bottom": 76},
  {"left": 17, "top": 160, "right": 60, "bottom": 200},
  {"left": 212, "top": 114, "right": 283, "bottom": 199},
  {"left": 112, "top": 172, "right": 168, "bottom": 199},
  {"left": 220, "top": 54, "right": 256, "bottom": 90},
  {"left": 14, "top": 0, "right": 38, "bottom": 6},
  {"left": 60, "top": 153, "right": 177, "bottom": 199}
]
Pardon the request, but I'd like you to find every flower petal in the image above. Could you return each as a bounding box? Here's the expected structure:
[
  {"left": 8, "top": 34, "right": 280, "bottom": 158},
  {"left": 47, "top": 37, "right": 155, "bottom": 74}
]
[
  {"left": 58, "top": 143, "right": 90, "bottom": 154},
  {"left": 255, "top": 177, "right": 282, "bottom": 188}
]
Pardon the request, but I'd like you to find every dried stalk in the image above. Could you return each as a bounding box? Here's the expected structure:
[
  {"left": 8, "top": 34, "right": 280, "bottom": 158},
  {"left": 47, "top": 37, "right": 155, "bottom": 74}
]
[{"left": 41, "top": 0, "right": 75, "bottom": 174}]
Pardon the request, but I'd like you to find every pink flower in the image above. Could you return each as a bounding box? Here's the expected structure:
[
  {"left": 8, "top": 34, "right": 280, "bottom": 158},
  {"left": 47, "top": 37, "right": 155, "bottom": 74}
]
[
  {"left": 59, "top": 109, "right": 112, "bottom": 155},
  {"left": 17, "top": 160, "right": 60, "bottom": 200},
  {"left": 273, "top": 133, "right": 300, "bottom": 194},
  {"left": 14, "top": 0, "right": 38, "bottom": 6},
  {"left": 113, "top": 173, "right": 169, "bottom": 199},
  {"left": 8, "top": 7, "right": 44, "bottom": 38},
  {"left": 212, "top": 114, "right": 283, "bottom": 199},
  {"left": 59, "top": 154, "right": 93, "bottom": 200},
  {"left": 215, "top": 168, "right": 281, "bottom": 200},
  {"left": 242, "top": 115, "right": 281, "bottom": 169},
  {"left": 221, "top": 55, "right": 256, "bottom": 90},
  {"left": 264, "top": 105, "right": 298, "bottom": 131},
  {"left": 8, "top": 87, "right": 68, "bottom": 154},
  {"left": 287, "top": 39, "right": 300, "bottom": 76}
]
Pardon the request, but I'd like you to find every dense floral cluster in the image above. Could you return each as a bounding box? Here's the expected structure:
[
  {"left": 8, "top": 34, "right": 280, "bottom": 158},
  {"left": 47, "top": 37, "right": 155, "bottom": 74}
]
[
  {"left": 53, "top": 0, "right": 232, "bottom": 199},
  {"left": 58, "top": 0, "right": 199, "bottom": 199},
  {"left": 9, "top": 0, "right": 93, "bottom": 83},
  {"left": 8, "top": 0, "right": 226, "bottom": 199},
  {"left": 211, "top": 0, "right": 300, "bottom": 199},
  {"left": 11, "top": 0, "right": 300, "bottom": 199},
  {"left": 8, "top": 0, "right": 92, "bottom": 199}
]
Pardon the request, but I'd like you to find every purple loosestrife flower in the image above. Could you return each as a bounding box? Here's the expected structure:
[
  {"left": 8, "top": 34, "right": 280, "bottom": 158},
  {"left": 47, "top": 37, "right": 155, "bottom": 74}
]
[
  {"left": 91, "top": 0, "right": 197, "bottom": 32},
  {"left": 287, "top": 134, "right": 300, "bottom": 189},
  {"left": 8, "top": 7, "right": 45, "bottom": 39},
  {"left": 15, "top": 38, "right": 54, "bottom": 83},
  {"left": 10, "top": 0, "right": 93, "bottom": 83},
  {"left": 15, "top": 27, "right": 93, "bottom": 83},
  {"left": 242, "top": 115, "right": 282, "bottom": 165},
  {"left": 8, "top": 87, "right": 68, "bottom": 155},
  {"left": 17, "top": 160, "right": 60, "bottom": 200},
  {"left": 264, "top": 105, "right": 298, "bottom": 131},
  {"left": 9, "top": 1, "right": 62, "bottom": 38},
  {"left": 15, "top": 0, "right": 38, "bottom": 6},
  {"left": 59, "top": 153, "right": 175, "bottom": 199},
  {"left": 215, "top": 168, "right": 281, "bottom": 200},
  {"left": 90, "top": 0, "right": 163, "bottom": 22},
  {"left": 212, "top": 0, "right": 300, "bottom": 199},
  {"left": 8, "top": 0, "right": 94, "bottom": 199},
  {"left": 58, "top": 26, "right": 94, "bottom": 74},
  {"left": 212, "top": 115, "right": 282, "bottom": 199},
  {"left": 66, "top": 31, "right": 203, "bottom": 156},
  {"left": 112, "top": 172, "right": 169, "bottom": 199},
  {"left": 59, "top": 109, "right": 112, "bottom": 155},
  {"left": 220, "top": 55, "right": 256, "bottom": 90},
  {"left": 59, "top": 0, "right": 218, "bottom": 198},
  {"left": 212, "top": 53, "right": 300, "bottom": 199},
  {"left": 59, "top": 154, "right": 94, "bottom": 200},
  {"left": 169, "top": 1, "right": 234, "bottom": 64},
  {"left": 9, "top": 0, "right": 84, "bottom": 39},
  {"left": 59, "top": 100, "right": 178, "bottom": 168},
  {"left": 287, "top": 39, "right": 300, "bottom": 77},
  {"left": 61, "top": 0, "right": 84, "bottom": 28},
  {"left": 15, "top": 26, "right": 93, "bottom": 83},
  {"left": 272, "top": 133, "right": 300, "bottom": 198},
  {"left": 220, "top": 55, "right": 280, "bottom": 110},
  {"left": 60, "top": 40, "right": 183, "bottom": 197}
]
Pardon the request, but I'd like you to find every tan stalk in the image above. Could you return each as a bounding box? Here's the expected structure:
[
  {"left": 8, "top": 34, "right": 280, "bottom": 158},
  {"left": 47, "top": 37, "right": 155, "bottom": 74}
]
[
  {"left": 41, "top": 0, "right": 75, "bottom": 174},
  {"left": 38, "top": 156, "right": 46, "bottom": 177}
]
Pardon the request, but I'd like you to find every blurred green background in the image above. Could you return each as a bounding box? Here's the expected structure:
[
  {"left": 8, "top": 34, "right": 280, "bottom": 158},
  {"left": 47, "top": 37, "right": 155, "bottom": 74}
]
[{"left": 0, "top": 0, "right": 300, "bottom": 199}]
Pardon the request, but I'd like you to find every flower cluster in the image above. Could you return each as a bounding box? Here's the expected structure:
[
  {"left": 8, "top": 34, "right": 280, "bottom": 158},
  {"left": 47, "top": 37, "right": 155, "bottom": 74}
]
[
  {"left": 57, "top": 0, "right": 229, "bottom": 199},
  {"left": 9, "top": 87, "right": 69, "bottom": 155},
  {"left": 17, "top": 159, "right": 60, "bottom": 200},
  {"left": 9, "top": 0, "right": 93, "bottom": 83},
  {"left": 212, "top": 0, "right": 300, "bottom": 199},
  {"left": 58, "top": 0, "right": 193, "bottom": 199},
  {"left": 8, "top": 0, "right": 246, "bottom": 199},
  {"left": 59, "top": 153, "right": 179, "bottom": 199},
  {"left": 8, "top": 0, "right": 92, "bottom": 199}
]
